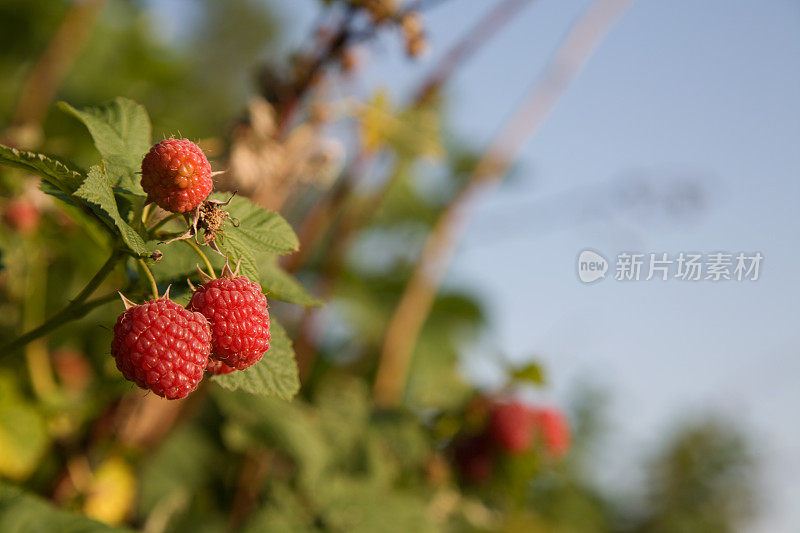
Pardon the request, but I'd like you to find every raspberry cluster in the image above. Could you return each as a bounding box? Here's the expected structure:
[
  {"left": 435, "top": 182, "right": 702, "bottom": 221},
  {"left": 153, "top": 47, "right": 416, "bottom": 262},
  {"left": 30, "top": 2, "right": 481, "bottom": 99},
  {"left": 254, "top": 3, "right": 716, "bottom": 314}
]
[
  {"left": 111, "top": 267, "right": 271, "bottom": 398},
  {"left": 453, "top": 399, "right": 571, "bottom": 484},
  {"left": 109, "top": 140, "right": 274, "bottom": 398}
]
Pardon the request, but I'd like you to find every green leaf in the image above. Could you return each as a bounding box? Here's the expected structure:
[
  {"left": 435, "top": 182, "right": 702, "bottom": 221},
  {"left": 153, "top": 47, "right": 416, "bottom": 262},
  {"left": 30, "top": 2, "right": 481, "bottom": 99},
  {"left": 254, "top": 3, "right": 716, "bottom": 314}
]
[
  {"left": 258, "top": 255, "right": 322, "bottom": 307},
  {"left": 211, "top": 321, "right": 299, "bottom": 400},
  {"left": 317, "top": 479, "right": 436, "bottom": 533},
  {"left": 75, "top": 166, "right": 148, "bottom": 254},
  {"left": 222, "top": 230, "right": 260, "bottom": 283},
  {"left": 0, "top": 145, "right": 83, "bottom": 195},
  {"left": 510, "top": 361, "right": 546, "bottom": 385},
  {"left": 0, "top": 483, "right": 129, "bottom": 532},
  {"left": 214, "top": 193, "right": 299, "bottom": 255},
  {"left": 139, "top": 426, "right": 219, "bottom": 516},
  {"left": 213, "top": 391, "right": 330, "bottom": 491},
  {"left": 59, "top": 98, "right": 151, "bottom": 191}
]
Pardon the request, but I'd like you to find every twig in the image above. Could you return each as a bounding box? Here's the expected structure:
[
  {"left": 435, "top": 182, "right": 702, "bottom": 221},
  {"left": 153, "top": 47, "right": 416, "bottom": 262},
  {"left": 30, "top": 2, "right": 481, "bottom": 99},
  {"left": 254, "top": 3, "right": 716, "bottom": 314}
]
[
  {"left": 184, "top": 239, "right": 217, "bottom": 278},
  {"left": 137, "top": 259, "right": 159, "bottom": 299},
  {"left": 373, "top": 0, "right": 637, "bottom": 407},
  {"left": 288, "top": 0, "right": 532, "bottom": 274},
  {"left": 1, "top": 249, "right": 123, "bottom": 355},
  {"left": 0, "top": 292, "right": 120, "bottom": 357},
  {"left": 415, "top": 0, "right": 536, "bottom": 103},
  {"left": 276, "top": 4, "right": 360, "bottom": 137},
  {"left": 288, "top": 0, "right": 540, "bottom": 378}
]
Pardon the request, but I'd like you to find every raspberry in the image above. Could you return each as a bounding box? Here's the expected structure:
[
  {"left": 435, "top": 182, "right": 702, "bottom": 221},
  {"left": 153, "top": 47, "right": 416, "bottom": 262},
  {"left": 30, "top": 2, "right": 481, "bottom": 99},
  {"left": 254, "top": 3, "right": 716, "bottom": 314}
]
[
  {"left": 454, "top": 434, "right": 494, "bottom": 484},
  {"left": 141, "top": 138, "right": 213, "bottom": 213},
  {"left": 188, "top": 268, "right": 270, "bottom": 370},
  {"left": 111, "top": 297, "right": 211, "bottom": 399},
  {"left": 533, "top": 407, "right": 571, "bottom": 459},
  {"left": 3, "top": 199, "right": 40, "bottom": 235},
  {"left": 488, "top": 400, "right": 535, "bottom": 454},
  {"left": 206, "top": 357, "right": 235, "bottom": 375}
]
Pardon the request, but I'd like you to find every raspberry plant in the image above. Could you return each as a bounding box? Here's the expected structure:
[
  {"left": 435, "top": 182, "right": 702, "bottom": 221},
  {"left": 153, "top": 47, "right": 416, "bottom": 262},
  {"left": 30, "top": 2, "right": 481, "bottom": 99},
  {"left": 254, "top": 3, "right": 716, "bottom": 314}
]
[
  {"left": 0, "top": 1, "right": 757, "bottom": 531},
  {"left": 0, "top": 98, "right": 305, "bottom": 401}
]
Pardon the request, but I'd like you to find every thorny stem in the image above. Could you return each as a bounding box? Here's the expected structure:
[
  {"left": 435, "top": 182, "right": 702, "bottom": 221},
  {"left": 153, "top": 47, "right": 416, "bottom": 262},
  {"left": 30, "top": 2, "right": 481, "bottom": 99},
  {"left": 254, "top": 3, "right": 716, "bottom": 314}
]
[
  {"left": 184, "top": 239, "right": 217, "bottom": 278},
  {"left": 0, "top": 248, "right": 124, "bottom": 357},
  {"left": 137, "top": 259, "right": 159, "bottom": 299}
]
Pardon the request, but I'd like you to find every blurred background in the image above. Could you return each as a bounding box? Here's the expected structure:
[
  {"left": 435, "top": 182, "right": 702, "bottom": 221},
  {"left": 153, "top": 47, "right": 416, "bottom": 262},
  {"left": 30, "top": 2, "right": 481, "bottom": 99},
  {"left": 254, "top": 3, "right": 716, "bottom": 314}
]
[{"left": 0, "top": 0, "right": 798, "bottom": 531}]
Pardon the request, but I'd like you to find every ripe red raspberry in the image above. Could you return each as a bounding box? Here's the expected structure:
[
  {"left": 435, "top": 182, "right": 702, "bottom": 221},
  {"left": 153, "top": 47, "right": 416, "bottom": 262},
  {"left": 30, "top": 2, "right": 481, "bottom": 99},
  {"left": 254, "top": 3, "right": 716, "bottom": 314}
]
[
  {"left": 488, "top": 400, "right": 535, "bottom": 454},
  {"left": 533, "top": 407, "right": 571, "bottom": 459},
  {"left": 111, "top": 297, "right": 211, "bottom": 400},
  {"left": 3, "top": 199, "right": 40, "bottom": 235},
  {"left": 206, "top": 357, "right": 235, "bottom": 375},
  {"left": 141, "top": 138, "right": 213, "bottom": 213},
  {"left": 188, "top": 271, "right": 270, "bottom": 370}
]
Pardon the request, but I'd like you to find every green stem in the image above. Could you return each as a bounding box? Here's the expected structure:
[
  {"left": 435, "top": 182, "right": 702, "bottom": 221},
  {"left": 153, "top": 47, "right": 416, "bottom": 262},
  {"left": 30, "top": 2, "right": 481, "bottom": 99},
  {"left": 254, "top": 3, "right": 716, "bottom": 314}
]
[
  {"left": 0, "top": 250, "right": 122, "bottom": 356},
  {"left": 137, "top": 259, "right": 159, "bottom": 299},
  {"left": 184, "top": 239, "right": 216, "bottom": 278},
  {"left": 0, "top": 292, "right": 120, "bottom": 358},
  {"left": 142, "top": 203, "right": 154, "bottom": 225},
  {"left": 148, "top": 213, "right": 180, "bottom": 236}
]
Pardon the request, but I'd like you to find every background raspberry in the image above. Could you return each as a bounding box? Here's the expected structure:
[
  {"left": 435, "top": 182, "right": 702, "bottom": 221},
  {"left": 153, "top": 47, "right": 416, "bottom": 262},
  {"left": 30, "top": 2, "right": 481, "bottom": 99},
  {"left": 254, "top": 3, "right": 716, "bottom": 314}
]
[{"left": 488, "top": 400, "right": 535, "bottom": 454}]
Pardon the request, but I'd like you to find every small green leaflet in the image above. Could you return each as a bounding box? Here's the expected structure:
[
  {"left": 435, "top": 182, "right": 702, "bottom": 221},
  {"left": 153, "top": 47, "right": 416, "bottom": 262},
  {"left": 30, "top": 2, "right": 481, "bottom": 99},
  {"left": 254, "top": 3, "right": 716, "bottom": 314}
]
[
  {"left": 59, "top": 98, "right": 151, "bottom": 193},
  {"left": 510, "top": 361, "right": 546, "bottom": 385},
  {"left": 75, "top": 166, "right": 148, "bottom": 254},
  {"left": 212, "top": 321, "right": 300, "bottom": 400},
  {"left": 0, "top": 145, "right": 83, "bottom": 195}
]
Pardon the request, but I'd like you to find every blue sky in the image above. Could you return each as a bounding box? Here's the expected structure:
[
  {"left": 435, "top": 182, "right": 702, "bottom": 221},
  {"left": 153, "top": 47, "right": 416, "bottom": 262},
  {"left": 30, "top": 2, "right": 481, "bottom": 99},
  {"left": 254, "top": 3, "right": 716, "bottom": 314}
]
[{"left": 154, "top": 0, "right": 800, "bottom": 529}]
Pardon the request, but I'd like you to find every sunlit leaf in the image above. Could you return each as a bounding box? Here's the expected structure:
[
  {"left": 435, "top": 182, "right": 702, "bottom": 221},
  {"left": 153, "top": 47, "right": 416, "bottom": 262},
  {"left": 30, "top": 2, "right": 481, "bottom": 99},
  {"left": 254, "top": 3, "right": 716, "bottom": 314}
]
[{"left": 59, "top": 98, "right": 151, "bottom": 192}]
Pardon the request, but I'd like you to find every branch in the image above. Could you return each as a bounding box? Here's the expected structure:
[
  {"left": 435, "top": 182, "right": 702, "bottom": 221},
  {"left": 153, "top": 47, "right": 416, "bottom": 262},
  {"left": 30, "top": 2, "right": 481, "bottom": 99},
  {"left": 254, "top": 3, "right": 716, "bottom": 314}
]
[
  {"left": 373, "top": 0, "right": 637, "bottom": 407},
  {"left": 0, "top": 250, "right": 123, "bottom": 356},
  {"left": 415, "top": 0, "right": 536, "bottom": 103},
  {"left": 288, "top": 0, "right": 534, "bottom": 273}
]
